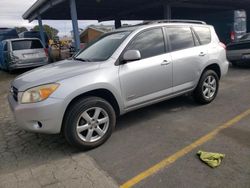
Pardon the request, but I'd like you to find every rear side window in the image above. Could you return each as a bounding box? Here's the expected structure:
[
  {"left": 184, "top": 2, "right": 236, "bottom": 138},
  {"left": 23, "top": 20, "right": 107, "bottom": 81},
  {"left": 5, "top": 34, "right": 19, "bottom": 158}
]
[
  {"left": 127, "top": 28, "right": 165, "bottom": 59},
  {"left": 166, "top": 27, "right": 195, "bottom": 51},
  {"left": 193, "top": 27, "right": 211, "bottom": 45},
  {"left": 11, "top": 40, "right": 43, "bottom": 51}
]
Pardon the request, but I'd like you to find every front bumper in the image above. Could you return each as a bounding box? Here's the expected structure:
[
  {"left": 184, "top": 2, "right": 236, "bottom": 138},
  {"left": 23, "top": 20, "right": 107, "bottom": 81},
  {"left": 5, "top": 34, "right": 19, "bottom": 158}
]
[{"left": 8, "top": 94, "right": 64, "bottom": 134}]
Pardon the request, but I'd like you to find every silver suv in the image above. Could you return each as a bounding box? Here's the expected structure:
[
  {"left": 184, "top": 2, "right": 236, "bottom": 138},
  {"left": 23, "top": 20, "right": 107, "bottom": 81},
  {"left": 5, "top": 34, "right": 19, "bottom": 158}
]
[{"left": 8, "top": 20, "right": 229, "bottom": 149}]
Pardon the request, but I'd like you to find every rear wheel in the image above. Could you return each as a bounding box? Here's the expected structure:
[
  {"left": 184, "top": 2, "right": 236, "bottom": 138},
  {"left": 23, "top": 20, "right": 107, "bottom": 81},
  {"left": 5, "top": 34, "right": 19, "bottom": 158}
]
[
  {"left": 193, "top": 70, "right": 219, "bottom": 104},
  {"left": 63, "top": 97, "right": 116, "bottom": 150}
]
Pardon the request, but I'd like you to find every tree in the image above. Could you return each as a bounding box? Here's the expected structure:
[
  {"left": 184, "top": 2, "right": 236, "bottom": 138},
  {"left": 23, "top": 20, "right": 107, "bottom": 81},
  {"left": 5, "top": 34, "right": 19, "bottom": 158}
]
[
  {"left": 32, "top": 24, "right": 59, "bottom": 39},
  {"left": 15, "top": 27, "right": 28, "bottom": 34}
]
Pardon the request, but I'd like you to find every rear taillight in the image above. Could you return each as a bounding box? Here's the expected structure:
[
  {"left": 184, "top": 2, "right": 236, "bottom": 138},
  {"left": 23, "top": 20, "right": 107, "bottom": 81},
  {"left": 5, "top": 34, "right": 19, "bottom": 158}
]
[
  {"left": 44, "top": 48, "right": 49, "bottom": 57},
  {"left": 10, "top": 52, "right": 19, "bottom": 62},
  {"left": 219, "top": 42, "right": 226, "bottom": 49},
  {"left": 230, "top": 31, "right": 235, "bottom": 41}
]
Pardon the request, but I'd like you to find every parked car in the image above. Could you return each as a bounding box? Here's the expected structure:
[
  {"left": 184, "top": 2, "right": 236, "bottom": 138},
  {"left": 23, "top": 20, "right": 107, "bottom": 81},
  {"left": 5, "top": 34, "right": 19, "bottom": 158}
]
[
  {"left": 8, "top": 20, "right": 229, "bottom": 149},
  {"left": 214, "top": 9, "right": 247, "bottom": 43},
  {"left": 174, "top": 10, "right": 247, "bottom": 44},
  {"left": 0, "top": 28, "right": 19, "bottom": 42},
  {"left": 226, "top": 36, "right": 250, "bottom": 66},
  {"left": 239, "top": 33, "right": 250, "bottom": 41},
  {"left": 0, "top": 38, "right": 48, "bottom": 72},
  {"left": 18, "top": 31, "right": 54, "bottom": 62},
  {"left": 19, "top": 31, "right": 49, "bottom": 48}
]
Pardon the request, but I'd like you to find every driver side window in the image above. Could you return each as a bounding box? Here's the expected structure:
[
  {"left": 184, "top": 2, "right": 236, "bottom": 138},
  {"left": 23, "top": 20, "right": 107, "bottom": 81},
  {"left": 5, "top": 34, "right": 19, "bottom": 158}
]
[{"left": 127, "top": 28, "right": 166, "bottom": 59}]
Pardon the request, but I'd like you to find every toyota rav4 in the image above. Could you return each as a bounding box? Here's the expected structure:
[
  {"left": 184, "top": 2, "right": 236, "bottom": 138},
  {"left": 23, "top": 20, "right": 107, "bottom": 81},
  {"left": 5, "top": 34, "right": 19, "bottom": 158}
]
[{"left": 8, "top": 20, "right": 229, "bottom": 149}]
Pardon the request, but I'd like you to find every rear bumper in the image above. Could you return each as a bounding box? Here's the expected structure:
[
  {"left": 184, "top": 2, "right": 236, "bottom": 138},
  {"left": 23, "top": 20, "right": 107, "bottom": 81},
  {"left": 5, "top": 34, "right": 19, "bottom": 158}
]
[
  {"left": 218, "top": 58, "right": 229, "bottom": 78},
  {"left": 8, "top": 94, "right": 64, "bottom": 134},
  {"left": 227, "top": 50, "right": 250, "bottom": 62},
  {"left": 9, "top": 60, "right": 48, "bottom": 70}
]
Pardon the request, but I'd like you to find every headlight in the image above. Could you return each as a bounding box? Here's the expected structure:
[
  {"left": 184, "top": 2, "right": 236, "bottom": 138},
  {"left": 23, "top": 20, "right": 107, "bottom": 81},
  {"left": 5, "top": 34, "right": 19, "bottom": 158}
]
[{"left": 21, "top": 83, "right": 59, "bottom": 104}]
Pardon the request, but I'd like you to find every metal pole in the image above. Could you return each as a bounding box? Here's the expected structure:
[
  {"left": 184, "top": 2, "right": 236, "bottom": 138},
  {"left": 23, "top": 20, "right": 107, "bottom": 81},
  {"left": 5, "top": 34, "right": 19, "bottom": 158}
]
[
  {"left": 115, "top": 19, "right": 122, "bottom": 29},
  {"left": 38, "top": 15, "right": 46, "bottom": 47},
  {"left": 70, "top": 0, "right": 80, "bottom": 51},
  {"left": 163, "top": 4, "right": 171, "bottom": 19}
]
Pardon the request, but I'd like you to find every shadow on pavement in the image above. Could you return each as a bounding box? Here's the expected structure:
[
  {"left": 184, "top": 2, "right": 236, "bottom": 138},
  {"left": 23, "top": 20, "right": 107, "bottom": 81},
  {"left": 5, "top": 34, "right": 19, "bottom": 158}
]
[{"left": 116, "top": 95, "right": 199, "bottom": 131}]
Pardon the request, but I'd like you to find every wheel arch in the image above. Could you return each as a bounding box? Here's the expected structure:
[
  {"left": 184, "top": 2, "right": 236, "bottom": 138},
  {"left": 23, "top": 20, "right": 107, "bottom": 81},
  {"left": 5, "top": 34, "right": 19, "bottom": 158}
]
[
  {"left": 61, "top": 88, "right": 121, "bottom": 133},
  {"left": 202, "top": 63, "right": 221, "bottom": 79}
]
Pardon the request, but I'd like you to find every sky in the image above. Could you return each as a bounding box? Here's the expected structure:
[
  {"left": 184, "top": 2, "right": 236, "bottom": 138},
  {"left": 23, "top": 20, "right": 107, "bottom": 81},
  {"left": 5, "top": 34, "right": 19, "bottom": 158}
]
[{"left": 0, "top": 0, "right": 141, "bottom": 37}]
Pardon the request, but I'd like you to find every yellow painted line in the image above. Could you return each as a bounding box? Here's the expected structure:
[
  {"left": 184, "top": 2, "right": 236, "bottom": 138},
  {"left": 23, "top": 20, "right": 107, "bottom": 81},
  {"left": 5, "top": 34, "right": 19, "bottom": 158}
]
[{"left": 120, "top": 108, "right": 250, "bottom": 188}]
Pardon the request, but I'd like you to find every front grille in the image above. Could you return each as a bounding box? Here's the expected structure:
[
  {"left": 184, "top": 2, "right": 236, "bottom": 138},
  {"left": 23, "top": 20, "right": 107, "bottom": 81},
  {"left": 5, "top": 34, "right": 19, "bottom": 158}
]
[{"left": 12, "top": 87, "right": 18, "bottom": 102}]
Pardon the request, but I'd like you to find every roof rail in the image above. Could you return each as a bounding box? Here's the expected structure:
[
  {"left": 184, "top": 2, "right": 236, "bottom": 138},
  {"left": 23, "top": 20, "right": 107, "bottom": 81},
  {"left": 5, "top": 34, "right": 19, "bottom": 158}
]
[{"left": 144, "top": 19, "right": 207, "bottom": 25}]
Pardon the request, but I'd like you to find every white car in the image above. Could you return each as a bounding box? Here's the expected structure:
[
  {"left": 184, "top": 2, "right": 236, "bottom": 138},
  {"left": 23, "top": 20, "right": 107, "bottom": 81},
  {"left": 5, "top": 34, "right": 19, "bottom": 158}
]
[{"left": 0, "top": 38, "right": 48, "bottom": 72}]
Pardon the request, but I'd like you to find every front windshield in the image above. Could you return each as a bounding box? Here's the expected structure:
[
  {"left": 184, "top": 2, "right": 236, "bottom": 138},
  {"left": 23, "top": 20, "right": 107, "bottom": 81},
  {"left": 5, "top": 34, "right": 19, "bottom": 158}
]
[{"left": 75, "top": 31, "right": 131, "bottom": 62}]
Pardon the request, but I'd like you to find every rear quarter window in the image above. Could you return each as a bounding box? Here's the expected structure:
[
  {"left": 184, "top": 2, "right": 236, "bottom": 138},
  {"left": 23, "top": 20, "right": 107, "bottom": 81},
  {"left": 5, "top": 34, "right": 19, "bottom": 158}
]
[
  {"left": 193, "top": 27, "right": 211, "bottom": 45},
  {"left": 11, "top": 40, "right": 43, "bottom": 51}
]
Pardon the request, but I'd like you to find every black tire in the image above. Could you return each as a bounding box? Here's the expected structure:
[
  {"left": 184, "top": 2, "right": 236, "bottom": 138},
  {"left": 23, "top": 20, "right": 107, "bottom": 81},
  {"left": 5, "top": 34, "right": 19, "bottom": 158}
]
[
  {"left": 5, "top": 63, "right": 14, "bottom": 74},
  {"left": 193, "top": 70, "right": 219, "bottom": 104},
  {"left": 63, "top": 97, "right": 116, "bottom": 150},
  {"left": 7, "top": 68, "right": 14, "bottom": 74}
]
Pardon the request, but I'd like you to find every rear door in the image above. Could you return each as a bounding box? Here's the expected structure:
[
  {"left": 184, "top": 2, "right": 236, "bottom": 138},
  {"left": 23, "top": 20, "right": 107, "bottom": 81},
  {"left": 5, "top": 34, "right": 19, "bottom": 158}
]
[
  {"left": 165, "top": 26, "right": 209, "bottom": 93},
  {"left": 11, "top": 39, "right": 46, "bottom": 64},
  {"left": 119, "top": 27, "right": 173, "bottom": 108}
]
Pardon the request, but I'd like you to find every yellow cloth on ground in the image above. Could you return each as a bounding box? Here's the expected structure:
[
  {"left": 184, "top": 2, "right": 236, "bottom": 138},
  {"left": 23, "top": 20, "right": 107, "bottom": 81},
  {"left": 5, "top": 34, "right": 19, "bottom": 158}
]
[{"left": 197, "top": 150, "right": 225, "bottom": 168}]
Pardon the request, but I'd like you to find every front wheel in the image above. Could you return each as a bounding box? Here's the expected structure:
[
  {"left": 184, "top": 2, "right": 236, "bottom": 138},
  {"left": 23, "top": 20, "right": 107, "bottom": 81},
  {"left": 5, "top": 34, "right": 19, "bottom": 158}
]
[
  {"left": 193, "top": 70, "right": 219, "bottom": 104},
  {"left": 63, "top": 97, "right": 116, "bottom": 150}
]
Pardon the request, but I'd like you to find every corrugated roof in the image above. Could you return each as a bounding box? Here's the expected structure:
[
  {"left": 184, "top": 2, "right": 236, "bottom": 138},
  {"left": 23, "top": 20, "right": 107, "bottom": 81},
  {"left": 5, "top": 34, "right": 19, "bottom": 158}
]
[{"left": 23, "top": 0, "right": 250, "bottom": 22}]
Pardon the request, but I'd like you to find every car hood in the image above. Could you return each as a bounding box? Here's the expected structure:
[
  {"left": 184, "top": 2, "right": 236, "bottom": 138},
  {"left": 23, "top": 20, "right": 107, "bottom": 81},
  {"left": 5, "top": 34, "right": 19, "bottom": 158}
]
[{"left": 12, "top": 60, "right": 100, "bottom": 91}]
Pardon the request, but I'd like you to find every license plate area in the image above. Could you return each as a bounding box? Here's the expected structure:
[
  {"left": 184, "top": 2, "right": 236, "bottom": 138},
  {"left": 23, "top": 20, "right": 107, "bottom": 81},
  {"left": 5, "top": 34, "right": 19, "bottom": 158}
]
[
  {"left": 241, "top": 54, "right": 250, "bottom": 60},
  {"left": 23, "top": 53, "right": 39, "bottom": 58}
]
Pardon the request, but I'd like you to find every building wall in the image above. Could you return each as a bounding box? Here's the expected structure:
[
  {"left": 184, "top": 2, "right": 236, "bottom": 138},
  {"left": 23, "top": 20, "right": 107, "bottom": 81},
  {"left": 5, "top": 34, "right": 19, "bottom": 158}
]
[{"left": 80, "top": 28, "right": 104, "bottom": 43}]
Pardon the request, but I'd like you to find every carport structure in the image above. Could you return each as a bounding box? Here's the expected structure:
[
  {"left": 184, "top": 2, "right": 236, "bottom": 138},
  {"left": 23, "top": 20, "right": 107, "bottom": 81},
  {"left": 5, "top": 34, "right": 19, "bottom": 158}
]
[{"left": 23, "top": 0, "right": 250, "bottom": 50}]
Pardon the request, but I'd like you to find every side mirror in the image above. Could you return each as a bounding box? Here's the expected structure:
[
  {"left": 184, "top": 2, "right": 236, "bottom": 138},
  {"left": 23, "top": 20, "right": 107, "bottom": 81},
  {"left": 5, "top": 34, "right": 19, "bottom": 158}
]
[{"left": 122, "top": 50, "right": 141, "bottom": 63}]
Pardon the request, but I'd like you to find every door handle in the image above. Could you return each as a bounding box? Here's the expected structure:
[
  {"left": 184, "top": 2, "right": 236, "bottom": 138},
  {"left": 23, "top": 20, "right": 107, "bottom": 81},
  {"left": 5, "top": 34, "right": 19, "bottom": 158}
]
[
  {"left": 161, "top": 60, "right": 170, "bottom": 66},
  {"left": 199, "top": 52, "right": 206, "bottom": 57}
]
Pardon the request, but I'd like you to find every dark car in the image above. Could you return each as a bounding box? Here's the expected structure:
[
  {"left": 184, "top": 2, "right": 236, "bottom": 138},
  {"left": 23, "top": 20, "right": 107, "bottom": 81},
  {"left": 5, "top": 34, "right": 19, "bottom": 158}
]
[
  {"left": 227, "top": 34, "right": 250, "bottom": 66},
  {"left": 0, "top": 28, "right": 19, "bottom": 42},
  {"left": 239, "top": 33, "right": 250, "bottom": 41}
]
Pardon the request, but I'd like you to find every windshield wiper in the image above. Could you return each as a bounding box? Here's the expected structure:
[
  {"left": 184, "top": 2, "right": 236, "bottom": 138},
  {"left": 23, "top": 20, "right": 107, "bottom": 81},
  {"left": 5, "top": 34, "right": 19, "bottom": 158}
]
[{"left": 73, "top": 57, "right": 91, "bottom": 62}]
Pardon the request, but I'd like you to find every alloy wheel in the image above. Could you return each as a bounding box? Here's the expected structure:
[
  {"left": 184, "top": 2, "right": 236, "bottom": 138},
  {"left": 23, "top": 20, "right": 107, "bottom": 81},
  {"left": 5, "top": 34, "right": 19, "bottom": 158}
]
[
  {"left": 76, "top": 107, "right": 109, "bottom": 143},
  {"left": 202, "top": 75, "right": 217, "bottom": 99}
]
